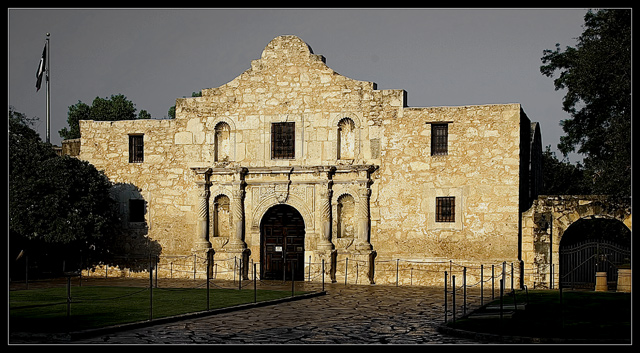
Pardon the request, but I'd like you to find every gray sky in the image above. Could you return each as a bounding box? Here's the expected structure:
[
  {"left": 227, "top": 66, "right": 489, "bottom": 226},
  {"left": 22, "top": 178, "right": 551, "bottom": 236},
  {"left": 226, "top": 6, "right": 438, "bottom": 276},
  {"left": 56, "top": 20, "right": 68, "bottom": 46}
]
[{"left": 8, "top": 8, "right": 588, "bottom": 162}]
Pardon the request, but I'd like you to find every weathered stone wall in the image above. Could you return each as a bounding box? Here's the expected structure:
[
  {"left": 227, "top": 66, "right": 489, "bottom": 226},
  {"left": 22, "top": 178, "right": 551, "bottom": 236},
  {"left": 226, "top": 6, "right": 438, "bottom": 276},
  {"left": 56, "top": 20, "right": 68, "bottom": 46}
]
[
  {"left": 80, "top": 118, "right": 198, "bottom": 256},
  {"left": 521, "top": 195, "right": 632, "bottom": 288},
  {"left": 372, "top": 104, "right": 524, "bottom": 266},
  {"left": 79, "top": 35, "right": 532, "bottom": 284}
]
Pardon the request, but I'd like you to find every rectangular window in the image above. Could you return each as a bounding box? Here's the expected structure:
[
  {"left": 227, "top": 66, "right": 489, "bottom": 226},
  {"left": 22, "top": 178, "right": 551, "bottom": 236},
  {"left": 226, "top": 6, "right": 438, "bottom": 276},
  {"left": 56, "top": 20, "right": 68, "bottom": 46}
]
[
  {"left": 431, "top": 123, "right": 448, "bottom": 156},
  {"left": 271, "top": 122, "right": 295, "bottom": 159},
  {"left": 129, "top": 135, "right": 144, "bottom": 163},
  {"left": 129, "top": 199, "right": 145, "bottom": 222},
  {"left": 436, "top": 197, "right": 455, "bottom": 222}
]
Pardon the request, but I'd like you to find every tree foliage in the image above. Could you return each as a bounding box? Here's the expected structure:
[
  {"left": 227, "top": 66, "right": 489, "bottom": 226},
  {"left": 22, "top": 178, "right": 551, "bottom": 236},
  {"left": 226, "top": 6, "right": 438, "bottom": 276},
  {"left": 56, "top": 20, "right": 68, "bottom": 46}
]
[
  {"left": 10, "top": 107, "right": 119, "bottom": 274},
  {"left": 540, "top": 9, "right": 630, "bottom": 196},
  {"left": 59, "top": 94, "right": 151, "bottom": 139},
  {"left": 541, "top": 145, "right": 590, "bottom": 195}
]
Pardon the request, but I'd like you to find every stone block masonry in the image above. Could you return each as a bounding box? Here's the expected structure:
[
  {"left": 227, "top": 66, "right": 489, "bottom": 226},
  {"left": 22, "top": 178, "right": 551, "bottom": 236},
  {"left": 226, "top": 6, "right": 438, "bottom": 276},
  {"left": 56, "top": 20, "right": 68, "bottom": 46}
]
[{"left": 79, "top": 35, "right": 539, "bottom": 286}]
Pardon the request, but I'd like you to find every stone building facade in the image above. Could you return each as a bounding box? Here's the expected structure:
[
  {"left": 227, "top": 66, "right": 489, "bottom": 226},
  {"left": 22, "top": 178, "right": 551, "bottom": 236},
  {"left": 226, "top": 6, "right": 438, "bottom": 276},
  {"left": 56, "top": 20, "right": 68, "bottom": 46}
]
[{"left": 79, "top": 35, "right": 543, "bottom": 285}]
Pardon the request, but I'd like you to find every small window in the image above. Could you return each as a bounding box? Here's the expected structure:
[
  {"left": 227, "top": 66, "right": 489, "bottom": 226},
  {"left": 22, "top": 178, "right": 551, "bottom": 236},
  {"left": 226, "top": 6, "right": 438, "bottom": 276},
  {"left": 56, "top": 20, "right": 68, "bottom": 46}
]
[
  {"left": 129, "top": 199, "right": 145, "bottom": 222},
  {"left": 431, "top": 123, "right": 448, "bottom": 156},
  {"left": 129, "top": 135, "right": 144, "bottom": 163},
  {"left": 271, "top": 122, "right": 295, "bottom": 159},
  {"left": 436, "top": 197, "right": 455, "bottom": 222}
]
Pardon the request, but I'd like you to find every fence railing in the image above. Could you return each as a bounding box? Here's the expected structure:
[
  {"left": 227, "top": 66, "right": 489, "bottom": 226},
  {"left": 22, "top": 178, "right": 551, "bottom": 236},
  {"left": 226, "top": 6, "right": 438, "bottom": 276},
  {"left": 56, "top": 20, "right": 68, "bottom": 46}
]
[
  {"left": 11, "top": 256, "right": 321, "bottom": 334},
  {"left": 77, "top": 254, "right": 528, "bottom": 286}
]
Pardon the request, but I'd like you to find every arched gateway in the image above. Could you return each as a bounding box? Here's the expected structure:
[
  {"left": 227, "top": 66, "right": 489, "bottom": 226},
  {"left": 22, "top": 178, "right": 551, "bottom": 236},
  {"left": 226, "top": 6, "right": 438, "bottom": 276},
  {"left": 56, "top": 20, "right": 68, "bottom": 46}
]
[
  {"left": 522, "top": 195, "right": 631, "bottom": 289},
  {"left": 260, "top": 204, "right": 305, "bottom": 280}
]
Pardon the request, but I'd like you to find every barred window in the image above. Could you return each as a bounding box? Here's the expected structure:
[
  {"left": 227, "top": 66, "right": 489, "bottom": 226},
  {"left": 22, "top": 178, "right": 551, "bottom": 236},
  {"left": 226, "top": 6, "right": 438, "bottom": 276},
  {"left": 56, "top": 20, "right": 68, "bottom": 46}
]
[
  {"left": 436, "top": 197, "right": 455, "bottom": 222},
  {"left": 431, "top": 123, "right": 448, "bottom": 156},
  {"left": 271, "top": 122, "right": 295, "bottom": 159},
  {"left": 129, "top": 199, "right": 145, "bottom": 222},
  {"left": 129, "top": 134, "right": 144, "bottom": 163}
]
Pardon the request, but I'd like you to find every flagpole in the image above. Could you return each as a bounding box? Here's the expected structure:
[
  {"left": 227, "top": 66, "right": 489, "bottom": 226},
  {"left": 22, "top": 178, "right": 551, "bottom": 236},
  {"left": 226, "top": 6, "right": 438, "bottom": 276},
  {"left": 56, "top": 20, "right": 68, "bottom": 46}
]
[{"left": 45, "top": 33, "right": 50, "bottom": 144}]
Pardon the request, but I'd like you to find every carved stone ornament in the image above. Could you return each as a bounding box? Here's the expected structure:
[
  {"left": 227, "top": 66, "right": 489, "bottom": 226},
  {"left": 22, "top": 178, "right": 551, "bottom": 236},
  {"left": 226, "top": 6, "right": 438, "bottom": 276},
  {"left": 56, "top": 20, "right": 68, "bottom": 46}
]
[{"left": 275, "top": 182, "right": 291, "bottom": 204}]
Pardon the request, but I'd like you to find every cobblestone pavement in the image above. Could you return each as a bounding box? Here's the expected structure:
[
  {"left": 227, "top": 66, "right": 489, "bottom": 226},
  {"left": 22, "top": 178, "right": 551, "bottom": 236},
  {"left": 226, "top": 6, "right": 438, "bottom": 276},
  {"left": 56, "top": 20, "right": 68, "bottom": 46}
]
[{"left": 11, "top": 278, "right": 486, "bottom": 344}]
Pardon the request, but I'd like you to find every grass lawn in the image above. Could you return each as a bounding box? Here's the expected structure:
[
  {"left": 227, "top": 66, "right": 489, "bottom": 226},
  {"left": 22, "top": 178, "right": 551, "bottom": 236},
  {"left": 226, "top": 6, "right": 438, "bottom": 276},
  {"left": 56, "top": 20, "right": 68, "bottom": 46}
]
[
  {"left": 448, "top": 290, "right": 631, "bottom": 341},
  {"left": 10, "top": 285, "right": 305, "bottom": 333}
]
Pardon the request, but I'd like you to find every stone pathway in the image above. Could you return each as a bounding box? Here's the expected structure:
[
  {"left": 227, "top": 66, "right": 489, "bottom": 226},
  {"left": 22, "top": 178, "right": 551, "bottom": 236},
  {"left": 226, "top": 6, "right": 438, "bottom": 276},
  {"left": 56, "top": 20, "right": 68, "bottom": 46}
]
[{"left": 11, "top": 278, "right": 486, "bottom": 344}]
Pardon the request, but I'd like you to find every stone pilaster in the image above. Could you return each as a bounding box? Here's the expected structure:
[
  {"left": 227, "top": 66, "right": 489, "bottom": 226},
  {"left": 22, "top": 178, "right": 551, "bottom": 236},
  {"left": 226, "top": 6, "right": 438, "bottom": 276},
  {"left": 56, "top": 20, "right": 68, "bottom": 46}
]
[
  {"left": 194, "top": 171, "right": 212, "bottom": 251},
  {"left": 318, "top": 180, "right": 334, "bottom": 251},
  {"left": 356, "top": 183, "right": 372, "bottom": 251},
  {"left": 226, "top": 167, "right": 250, "bottom": 280}
]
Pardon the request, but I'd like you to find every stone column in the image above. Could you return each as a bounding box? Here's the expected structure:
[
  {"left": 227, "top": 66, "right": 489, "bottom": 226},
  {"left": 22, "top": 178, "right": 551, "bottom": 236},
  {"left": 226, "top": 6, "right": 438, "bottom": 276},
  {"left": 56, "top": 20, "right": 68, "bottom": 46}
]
[
  {"left": 318, "top": 182, "right": 334, "bottom": 251},
  {"left": 194, "top": 179, "right": 212, "bottom": 251},
  {"left": 355, "top": 183, "right": 372, "bottom": 251},
  {"left": 228, "top": 167, "right": 248, "bottom": 251}
]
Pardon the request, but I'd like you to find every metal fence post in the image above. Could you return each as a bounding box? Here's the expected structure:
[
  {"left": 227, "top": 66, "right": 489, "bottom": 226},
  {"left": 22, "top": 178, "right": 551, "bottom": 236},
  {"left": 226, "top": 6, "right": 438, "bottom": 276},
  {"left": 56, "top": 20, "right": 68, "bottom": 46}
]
[
  {"left": 149, "top": 260, "right": 153, "bottom": 321},
  {"left": 155, "top": 255, "right": 159, "bottom": 288},
  {"left": 502, "top": 261, "right": 506, "bottom": 290},
  {"left": 480, "top": 264, "right": 484, "bottom": 306},
  {"left": 322, "top": 259, "right": 325, "bottom": 292},
  {"left": 25, "top": 255, "right": 29, "bottom": 290},
  {"left": 499, "top": 279, "right": 504, "bottom": 322},
  {"left": 344, "top": 257, "right": 349, "bottom": 286},
  {"left": 444, "top": 271, "right": 448, "bottom": 323},
  {"left": 463, "top": 267, "right": 467, "bottom": 315},
  {"left": 206, "top": 251, "right": 211, "bottom": 310},
  {"left": 452, "top": 275, "right": 456, "bottom": 323},
  {"left": 511, "top": 262, "right": 514, "bottom": 291},
  {"left": 492, "top": 264, "right": 495, "bottom": 300},
  {"left": 66, "top": 275, "right": 71, "bottom": 319},
  {"left": 291, "top": 261, "right": 295, "bottom": 297},
  {"left": 238, "top": 256, "right": 242, "bottom": 291}
]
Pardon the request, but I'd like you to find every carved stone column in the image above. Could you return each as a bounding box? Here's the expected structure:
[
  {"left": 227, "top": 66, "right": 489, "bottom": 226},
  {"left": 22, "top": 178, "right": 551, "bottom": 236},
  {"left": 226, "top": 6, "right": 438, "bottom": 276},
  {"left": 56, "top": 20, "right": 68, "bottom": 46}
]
[
  {"left": 355, "top": 183, "right": 372, "bottom": 251},
  {"left": 228, "top": 167, "right": 248, "bottom": 251},
  {"left": 194, "top": 174, "right": 212, "bottom": 251},
  {"left": 318, "top": 182, "right": 334, "bottom": 251}
]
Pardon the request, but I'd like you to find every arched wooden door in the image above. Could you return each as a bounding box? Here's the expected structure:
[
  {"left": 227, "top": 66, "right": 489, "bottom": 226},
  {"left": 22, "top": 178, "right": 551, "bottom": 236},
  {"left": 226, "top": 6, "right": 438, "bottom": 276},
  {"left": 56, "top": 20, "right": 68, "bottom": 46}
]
[{"left": 260, "top": 204, "right": 305, "bottom": 280}]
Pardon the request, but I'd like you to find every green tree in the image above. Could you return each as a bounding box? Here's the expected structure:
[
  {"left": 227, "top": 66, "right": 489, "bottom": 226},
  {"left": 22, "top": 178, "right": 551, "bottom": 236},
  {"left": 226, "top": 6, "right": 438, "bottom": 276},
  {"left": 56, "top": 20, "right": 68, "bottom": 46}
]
[
  {"left": 540, "top": 9, "right": 631, "bottom": 196},
  {"left": 9, "top": 106, "right": 57, "bottom": 177},
  {"left": 10, "top": 108, "right": 119, "bottom": 275},
  {"left": 59, "top": 94, "right": 151, "bottom": 140},
  {"left": 541, "top": 145, "right": 590, "bottom": 195}
]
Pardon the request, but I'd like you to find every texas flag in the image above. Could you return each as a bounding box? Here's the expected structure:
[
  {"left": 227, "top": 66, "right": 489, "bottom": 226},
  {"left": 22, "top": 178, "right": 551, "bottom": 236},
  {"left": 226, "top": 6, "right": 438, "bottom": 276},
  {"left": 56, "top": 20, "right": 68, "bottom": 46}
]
[{"left": 35, "top": 44, "right": 46, "bottom": 92}]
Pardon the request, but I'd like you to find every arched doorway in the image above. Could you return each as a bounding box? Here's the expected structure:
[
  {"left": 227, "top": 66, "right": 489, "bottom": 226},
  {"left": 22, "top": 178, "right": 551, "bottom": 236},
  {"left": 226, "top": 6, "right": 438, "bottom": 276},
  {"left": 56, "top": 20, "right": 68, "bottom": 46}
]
[
  {"left": 559, "top": 218, "right": 631, "bottom": 289},
  {"left": 260, "top": 204, "right": 305, "bottom": 280}
]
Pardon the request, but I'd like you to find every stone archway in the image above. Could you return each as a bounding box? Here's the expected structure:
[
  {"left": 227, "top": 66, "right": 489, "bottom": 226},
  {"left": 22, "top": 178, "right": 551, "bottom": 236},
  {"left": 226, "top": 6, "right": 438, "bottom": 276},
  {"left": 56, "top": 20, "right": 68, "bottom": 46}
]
[
  {"left": 559, "top": 218, "right": 631, "bottom": 289},
  {"left": 521, "top": 195, "right": 631, "bottom": 289}
]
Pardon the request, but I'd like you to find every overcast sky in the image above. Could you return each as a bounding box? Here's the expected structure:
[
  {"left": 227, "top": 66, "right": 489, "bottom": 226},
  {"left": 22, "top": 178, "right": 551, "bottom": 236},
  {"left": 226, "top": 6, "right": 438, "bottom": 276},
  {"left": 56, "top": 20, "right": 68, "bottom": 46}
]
[{"left": 8, "top": 8, "right": 589, "bottom": 161}]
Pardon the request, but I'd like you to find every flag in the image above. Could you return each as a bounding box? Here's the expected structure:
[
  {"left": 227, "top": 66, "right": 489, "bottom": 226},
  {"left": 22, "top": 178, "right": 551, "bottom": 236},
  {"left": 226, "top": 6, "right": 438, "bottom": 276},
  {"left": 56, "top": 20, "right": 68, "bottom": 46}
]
[{"left": 35, "top": 44, "right": 46, "bottom": 92}]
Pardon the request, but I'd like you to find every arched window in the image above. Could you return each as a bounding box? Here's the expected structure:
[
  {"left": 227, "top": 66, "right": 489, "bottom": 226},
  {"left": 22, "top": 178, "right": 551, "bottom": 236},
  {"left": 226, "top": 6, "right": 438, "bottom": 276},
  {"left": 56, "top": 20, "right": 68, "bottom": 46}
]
[
  {"left": 337, "top": 194, "right": 356, "bottom": 238},
  {"left": 337, "top": 118, "right": 355, "bottom": 160},
  {"left": 212, "top": 194, "right": 231, "bottom": 238},
  {"left": 214, "top": 122, "right": 231, "bottom": 162}
]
